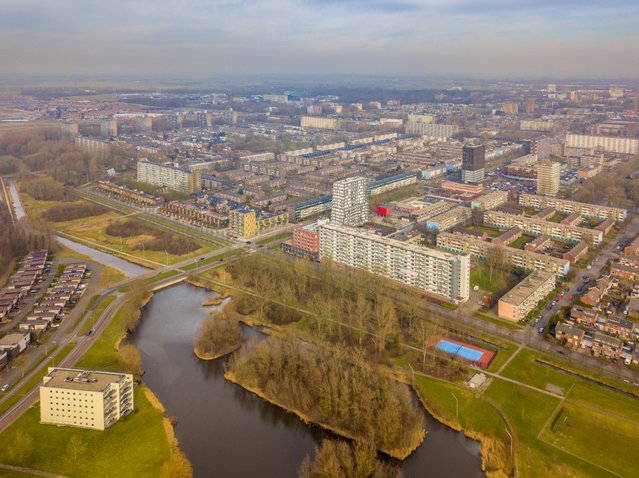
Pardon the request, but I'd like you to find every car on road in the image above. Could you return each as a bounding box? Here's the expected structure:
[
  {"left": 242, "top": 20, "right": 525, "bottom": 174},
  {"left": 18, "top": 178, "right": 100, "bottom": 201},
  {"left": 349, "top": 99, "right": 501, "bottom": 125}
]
[
  {"left": 1, "top": 384, "right": 9, "bottom": 392},
  {"left": 546, "top": 306, "right": 552, "bottom": 311},
  {"left": 538, "top": 327, "right": 544, "bottom": 334},
  {"left": 556, "top": 349, "right": 566, "bottom": 355}
]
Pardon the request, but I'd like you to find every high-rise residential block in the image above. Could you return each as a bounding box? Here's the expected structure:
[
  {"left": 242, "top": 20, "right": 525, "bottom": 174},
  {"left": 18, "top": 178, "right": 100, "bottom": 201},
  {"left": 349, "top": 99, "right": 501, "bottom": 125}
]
[
  {"left": 319, "top": 223, "right": 470, "bottom": 303},
  {"left": 461, "top": 143, "right": 486, "bottom": 184},
  {"left": 536, "top": 160, "right": 560, "bottom": 196},
  {"left": 331, "top": 177, "right": 369, "bottom": 226}
]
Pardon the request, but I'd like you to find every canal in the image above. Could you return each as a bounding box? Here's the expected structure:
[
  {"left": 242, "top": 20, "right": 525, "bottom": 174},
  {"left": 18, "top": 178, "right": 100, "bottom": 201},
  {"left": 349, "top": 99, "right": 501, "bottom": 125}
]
[{"left": 133, "top": 283, "right": 484, "bottom": 478}]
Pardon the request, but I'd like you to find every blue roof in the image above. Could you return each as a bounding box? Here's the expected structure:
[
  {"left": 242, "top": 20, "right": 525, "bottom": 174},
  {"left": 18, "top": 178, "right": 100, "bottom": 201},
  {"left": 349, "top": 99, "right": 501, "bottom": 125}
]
[
  {"left": 338, "top": 144, "right": 365, "bottom": 151},
  {"left": 367, "top": 171, "right": 417, "bottom": 190},
  {"left": 294, "top": 195, "right": 333, "bottom": 210},
  {"left": 301, "top": 150, "right": 332, "bottom": 158}
]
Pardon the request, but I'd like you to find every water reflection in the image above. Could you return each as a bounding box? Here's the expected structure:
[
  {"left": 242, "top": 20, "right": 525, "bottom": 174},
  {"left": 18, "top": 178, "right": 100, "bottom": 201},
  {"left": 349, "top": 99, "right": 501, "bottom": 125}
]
[{"left": 133, "top": 283, "right": 484, "bottom": 478}]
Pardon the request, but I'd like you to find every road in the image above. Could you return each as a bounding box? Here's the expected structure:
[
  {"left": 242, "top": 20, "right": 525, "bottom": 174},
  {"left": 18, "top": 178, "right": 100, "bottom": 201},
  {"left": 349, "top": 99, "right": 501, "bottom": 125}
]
[{"left": 0, "top": 243, "right": 244, "bottom": 434}]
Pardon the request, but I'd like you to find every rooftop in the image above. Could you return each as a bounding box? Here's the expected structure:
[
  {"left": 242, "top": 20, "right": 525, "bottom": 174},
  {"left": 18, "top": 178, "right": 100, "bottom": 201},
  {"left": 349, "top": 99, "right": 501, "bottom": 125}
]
[{"left": 42, "top": 368, "right": 129, "bottom": 393}]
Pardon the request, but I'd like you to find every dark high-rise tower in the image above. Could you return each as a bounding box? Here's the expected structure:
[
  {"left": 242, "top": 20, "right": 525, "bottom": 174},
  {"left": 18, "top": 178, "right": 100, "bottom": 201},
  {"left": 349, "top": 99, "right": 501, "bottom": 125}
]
[{"left": 461, "top": 143, "right": 486, "bottom": 184}]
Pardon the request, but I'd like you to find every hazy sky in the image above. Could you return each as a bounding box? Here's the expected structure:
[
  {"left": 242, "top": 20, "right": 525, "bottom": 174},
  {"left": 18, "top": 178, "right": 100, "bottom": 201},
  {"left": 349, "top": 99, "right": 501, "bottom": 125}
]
[{"left": 1, "top": 0, "right": 638, "bottom": 78}]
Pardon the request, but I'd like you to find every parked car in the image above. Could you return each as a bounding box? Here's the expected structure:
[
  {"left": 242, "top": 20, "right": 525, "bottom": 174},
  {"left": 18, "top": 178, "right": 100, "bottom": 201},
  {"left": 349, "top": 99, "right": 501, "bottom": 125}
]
[
  {"left": 1, "top": 384, "right": 8, "bottom": 392},
  {"left": 538, "top": 327, "right": 545, "bottom": 334}
]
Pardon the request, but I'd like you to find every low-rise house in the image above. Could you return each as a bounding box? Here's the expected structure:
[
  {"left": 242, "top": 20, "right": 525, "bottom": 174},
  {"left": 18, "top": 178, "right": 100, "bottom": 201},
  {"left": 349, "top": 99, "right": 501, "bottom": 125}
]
[
  {"left": 493, "top": 227, "right": 523, "bottom": 247},
  {"left": 628, "top": 297, "right": 639, "bottom": 319},
  {"left": 555, "top": 323, "right": 585, "bottom": 349},
  {"left": 571, "top": 306, "right": 598, "bottom": 327},
  {"left": 563, "top": 241, "right": 588, "bottom": 264},
  {"left": 0, "top": 333, "right": 30, "bottom": 358},
  {"left": 592, "top": 332, "right": 621, "bottom": 359}
]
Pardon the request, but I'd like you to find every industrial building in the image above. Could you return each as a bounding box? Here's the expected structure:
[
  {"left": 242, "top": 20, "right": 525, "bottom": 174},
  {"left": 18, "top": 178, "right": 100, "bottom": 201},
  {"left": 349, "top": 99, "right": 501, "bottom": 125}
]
[
  {"left": 319, "top": 223, "right": 470, "bottom": 303},
  {"left": 40, "top": 368, "right": 134, "bottom": 430}
]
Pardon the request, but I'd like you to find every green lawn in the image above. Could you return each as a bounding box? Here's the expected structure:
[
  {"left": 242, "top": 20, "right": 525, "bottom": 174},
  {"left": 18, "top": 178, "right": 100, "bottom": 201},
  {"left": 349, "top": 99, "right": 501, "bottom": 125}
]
[
  {"left": 0, "top": 388, "right": 169, "bottom": 478},
  {"left": 0, "top": 343, "right": 75, "bottom": 417},
  {"left": 255, "top": 231, "right": 290, "bottom": 245},
  {"left": 413, "top": 374, "right": 514, "bottom": 476},
  {"left": 540, "top": 403, "right": 639, "bottom": 477},
  {"left": 470, "top": 261, "right": 520, "bottom": 297},
  {"left": 482, "top": 380, "right": 611, "bottom": 478},
  {"left": 548, "top": 213, "right": 564, "bottom": 223},
  {"left": 468, "top": 225, "right": 502, "bottom": 238},
  {"left": 509, "top": 235, "right": 532, "bottom": 249},
  {"left": 79, "top": 296, "right": 116, "bottom": 335},
  {"left": 500, "top": 349, "right": 576, "bottom": 393}
]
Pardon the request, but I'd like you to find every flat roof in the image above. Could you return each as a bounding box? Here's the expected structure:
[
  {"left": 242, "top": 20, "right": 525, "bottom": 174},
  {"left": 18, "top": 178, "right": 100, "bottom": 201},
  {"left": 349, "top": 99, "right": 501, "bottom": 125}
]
[
  {"left": 42, "top": 368, "right": 128, "bottom": 393},
  {"left": 500, "top": 269, "right": 555, "bottom": 306}
]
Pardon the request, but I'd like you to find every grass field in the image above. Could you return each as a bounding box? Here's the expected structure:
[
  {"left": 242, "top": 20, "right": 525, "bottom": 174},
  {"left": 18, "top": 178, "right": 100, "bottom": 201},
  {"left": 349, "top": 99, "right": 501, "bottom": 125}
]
[
  {"left": 57, "top": 213, "right": 217, "bottom": 268},
  {"left": 540, "top": 403, "right": 639, "bottom": 477},
  {"left": 255, "top": 231, "right": 290, "bottom": 245},
  {"left": 509, "top": 235, "right": 532, "bottom": 249},
  {"left": 0, "top": 388, "right": 169, "bottom": 478},
  {"left": 0, "top": 292, "right": 171, "bottom": 478},
  {"left": 0, "top": 343, "right": 75, "bottom": 417},
  {"left": 470, "top": 261, "right": 520, "bottom": 297}
]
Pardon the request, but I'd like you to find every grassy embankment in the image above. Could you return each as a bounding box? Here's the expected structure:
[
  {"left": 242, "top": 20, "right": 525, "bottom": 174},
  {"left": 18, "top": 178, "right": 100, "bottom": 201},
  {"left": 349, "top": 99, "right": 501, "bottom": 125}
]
[
  {"left": 0, "top": 293, "right": 183, "bottom": 478},
  {"left": 484, "top": 348, "right": 639, "bottom": 478},
  {"left": 21, "top": 190, "right": 216, "bottom": 269}
]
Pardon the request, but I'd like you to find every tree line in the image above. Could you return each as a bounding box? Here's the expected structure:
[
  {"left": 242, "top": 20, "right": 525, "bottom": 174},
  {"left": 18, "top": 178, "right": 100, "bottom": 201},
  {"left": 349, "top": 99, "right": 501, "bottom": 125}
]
[
  {"left": 105, "top": 218, "right": 200, "bottom": 255},
  {"left": 225, "top": 253, "right": 469, "bottom": 381},
  {"left": 226, "top": 337, "right": 425, "bottom": 459}
]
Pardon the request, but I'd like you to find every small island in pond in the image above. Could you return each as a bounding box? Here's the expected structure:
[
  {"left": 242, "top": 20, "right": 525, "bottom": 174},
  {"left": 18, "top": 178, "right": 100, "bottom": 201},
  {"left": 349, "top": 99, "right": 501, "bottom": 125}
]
[{"left": 194, "top": 308, "right": 244, "bottom": 360}]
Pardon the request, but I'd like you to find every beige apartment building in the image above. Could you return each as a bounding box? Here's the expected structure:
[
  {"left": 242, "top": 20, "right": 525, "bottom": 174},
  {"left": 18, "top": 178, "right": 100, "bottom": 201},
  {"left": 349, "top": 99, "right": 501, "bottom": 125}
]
[
  {"left": 436, "top": 232, "right": 570, "bottom": 276},
  {"left": 498, "top": 270, "right": 555, "bottom": 322},
  {"left": 536, "top": 160, "right": 560, "bottom": 196},
  {"left": 300, "top": 116, "right": 340, "bottom": 130},
  {"left": 519, "top": 194, "right": 627, "bottom": 222},
  {"left": 470, "top": 190, "right": 508, "bottom": 210},
  {"left": 40, "top": 368, "right": 134, "bottom": 430},
  {"left": 484, "top": 210, "right": 603, "bottom": 247}
]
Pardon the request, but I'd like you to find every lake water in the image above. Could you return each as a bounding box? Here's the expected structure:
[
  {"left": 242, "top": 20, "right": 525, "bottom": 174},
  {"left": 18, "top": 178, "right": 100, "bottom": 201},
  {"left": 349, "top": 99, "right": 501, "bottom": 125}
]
[{"left": 133, "top": 283, "right": 484, "bottom": 478}]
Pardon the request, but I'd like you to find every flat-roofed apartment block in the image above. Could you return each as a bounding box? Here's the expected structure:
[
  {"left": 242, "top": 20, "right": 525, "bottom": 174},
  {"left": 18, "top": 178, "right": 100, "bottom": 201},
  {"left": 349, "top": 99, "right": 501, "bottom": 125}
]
[
  {"left": 536, "top": 160, "right": 560, "bottom": 196},
  {"left": 437, "top": 232, "right": 570, "bottom": 277},
  {"left": 519, "top": 193, "right": 627, "bottom": 222},
  {"left": 470, "top": 190, "right": 508, "bottom": 210},
  {"left": 426, "top": 206, "right": 472, "bottom": 231},
  {"left": 300, "top": 116, "right": 340, "bottom": 130},
  {"left": 319, "top": 223, "right": 470, "bottom": 303},
  {"left": 331, "top": 177, "right": 369, "bottom": 226},
  {"left": 137, "top": 160, "right": 200, "bottom": 194},
  {"left": 484, "top": 210, "right": 603, "bottom": 247},
  {"left": 565, "top": 134, "right": 639, "bottom": 155},
  {"left": 40, "top": 368, "right": 134, "bottom": 430},
  {"left": 405, "top": 122, "right": 459, "bottom": 138},
  {"left": 498, "top": 270, "right": 555, "bottom": 321}
]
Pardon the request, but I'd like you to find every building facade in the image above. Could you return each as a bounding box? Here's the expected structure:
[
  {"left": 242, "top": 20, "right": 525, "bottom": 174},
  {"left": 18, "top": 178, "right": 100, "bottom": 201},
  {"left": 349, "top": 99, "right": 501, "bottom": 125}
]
[
  {"left": 498, "top": 270, "right": 555, "bottom": 322},
  {"left": 331, "top": 177, "right": 369, "bottom": 226},
  {"left": 40, "top": 368, "right": 134, "bottom": 430},
  {"left": 461, "top": 144, "right": 486, "bottom": 184},
  {"left": 536, "top": 160, "right": 560, "bottom": 196},
  {"left": 519, "top": 194, "right": 627, "bottom": 222},
  {"left": 566, "top": 134, "right": 639, "bottom": 155},
  {"left": 484, "top": 210, "right": 603, "bottom": 247},
  {"left": 137, "top": 160, "right": 199, "bottom": 194},
  {"left": 319, "top": 223, "right": 470, "bottom": 303}
]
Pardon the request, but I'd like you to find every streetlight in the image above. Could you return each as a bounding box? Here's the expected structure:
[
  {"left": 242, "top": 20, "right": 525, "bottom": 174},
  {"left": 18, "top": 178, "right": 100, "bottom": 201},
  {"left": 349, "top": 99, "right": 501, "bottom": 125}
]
[{"left": 451, "top": 392, "right": 459, "bottom": 423}]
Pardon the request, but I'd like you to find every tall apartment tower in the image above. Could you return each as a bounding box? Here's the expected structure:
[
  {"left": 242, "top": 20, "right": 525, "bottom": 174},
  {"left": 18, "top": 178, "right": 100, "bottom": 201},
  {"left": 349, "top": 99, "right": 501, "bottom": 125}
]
[
  {"left": 537, "top": 160, "right": 560, "bottom": 196},
  {"left": 461, "top": 144, "right": 486, "bottom": 184},
  {"left": 331, "top": 177, "right": 369, "bottom": 226}
]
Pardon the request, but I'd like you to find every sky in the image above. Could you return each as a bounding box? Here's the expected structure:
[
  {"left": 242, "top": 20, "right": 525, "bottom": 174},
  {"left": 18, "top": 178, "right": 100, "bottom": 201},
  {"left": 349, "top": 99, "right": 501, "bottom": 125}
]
[{"left": 0, "top": 0, "right": 638, "bottom": 79}]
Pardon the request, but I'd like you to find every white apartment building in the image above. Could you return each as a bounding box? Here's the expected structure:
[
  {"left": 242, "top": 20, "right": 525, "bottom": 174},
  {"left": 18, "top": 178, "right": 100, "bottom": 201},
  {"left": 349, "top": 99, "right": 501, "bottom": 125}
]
[
  {"left": 405, "top": 122, "right": 459, "bottom": 138},
  {"left": 520, "top": 120, "right": 554, "bottom": 132},
  {"left": 566, "top": 134, "right": 639, "bottom": 155},
  {"left": 331, "top": 177, "right": 369, "bottom": 226},
  {"left": 137, "top": 160, "right": 198, "bottom": 194},
  {"left": 40, "top": 368, "right": 134, "bottom": 430},
  {"left": 319, "top": 223, "right": 470, "bottom": 303}
]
